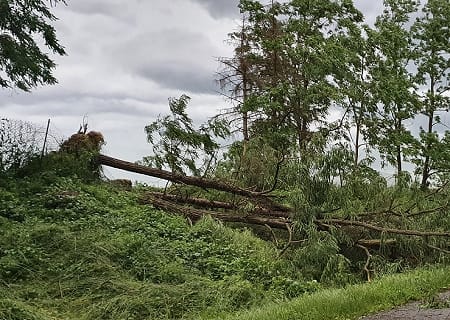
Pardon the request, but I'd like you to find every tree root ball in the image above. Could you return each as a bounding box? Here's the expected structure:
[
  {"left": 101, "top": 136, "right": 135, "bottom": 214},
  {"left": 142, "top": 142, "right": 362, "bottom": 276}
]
[{"left": 59, "top": 131, "right": 105, "bottom": 154}]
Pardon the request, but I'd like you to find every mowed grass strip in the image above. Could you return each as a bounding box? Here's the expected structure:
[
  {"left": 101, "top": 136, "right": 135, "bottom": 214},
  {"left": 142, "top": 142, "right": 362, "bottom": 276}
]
[{"left": 203, "top": 265, "right": 450, "bottom": 320}]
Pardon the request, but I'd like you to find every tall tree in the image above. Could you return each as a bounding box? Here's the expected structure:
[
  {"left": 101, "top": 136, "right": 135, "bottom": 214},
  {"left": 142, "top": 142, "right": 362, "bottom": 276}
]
[
  {"left": 334, "top": 20, "right": 374, "bottom": 169},
  {"left": 218, "top": 14, "right": 255, "bottom": 143},
  {"left": 0, "top": 0, "right": 66, "bottom": 91},
  {"left": 237, "top": 0, "right": 363, "bottom": 157},
  {"left": 411, "top": 0, "right": 450, "bottom": 188},
  {"left": 366, "top": 0, "right": 420, "bottom": 177},
  {"left": 236, "top": 0, "right": 288, "bottom": 149}
]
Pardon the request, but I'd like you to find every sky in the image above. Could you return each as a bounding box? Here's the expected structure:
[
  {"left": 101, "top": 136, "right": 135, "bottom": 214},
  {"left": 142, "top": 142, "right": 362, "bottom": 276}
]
[{"left": 0, "top": 0, "right": 398, "bottom": 184}]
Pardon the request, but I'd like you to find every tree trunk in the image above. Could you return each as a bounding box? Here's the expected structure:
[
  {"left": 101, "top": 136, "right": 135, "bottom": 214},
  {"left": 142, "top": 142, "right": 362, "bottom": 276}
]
[
  {"left": 396, "top": 144, "right": 402, "bottom": 177},
  {"left": 141, "top": 192, "right": 291, "bottom": 218},
  {"left": 354, "top": 117, "right": 360, "bottom": 168},
  {"left": 421, "top": 76, "right": 435, "bottom": 189},
  {"left": 149, "top": 196, "right": 290, "bottom": 229},
  {"left": 98, "top": 154, "right": 290, "bottom": 212}
]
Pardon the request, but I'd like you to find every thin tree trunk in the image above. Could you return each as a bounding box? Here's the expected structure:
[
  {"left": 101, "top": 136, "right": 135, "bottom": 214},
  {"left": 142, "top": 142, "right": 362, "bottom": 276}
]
[
  {"left": 421, "top": 76, "right": 435, "bottom": 189},
  {"left": 354, "top": 116, "right": 360, "bottom": 168},
  {"left": 240, "top": 16, "right": 250, "bottom": 143},
  {"left": 396, "top": 144, "right": 402, "bottom": 176},
  {"left": 421, "top": 112, "right": 433, "bottom": 188}
]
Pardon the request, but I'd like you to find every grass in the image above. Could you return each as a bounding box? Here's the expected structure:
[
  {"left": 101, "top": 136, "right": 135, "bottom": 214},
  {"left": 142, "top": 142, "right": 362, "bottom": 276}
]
[
  {"left": 0, "top": 174, "right": 302, "bottom": 319},
  {"left": 204, "top": 265, "right": 450, "bottom": 320},
  {"left": 1, "top": 156, "right": 450, "bottom": 319}
]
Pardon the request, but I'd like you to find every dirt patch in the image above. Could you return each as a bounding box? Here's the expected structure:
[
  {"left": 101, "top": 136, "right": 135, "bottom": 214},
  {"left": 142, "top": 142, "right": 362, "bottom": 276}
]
[{"left": 360, "top": 291, "right": 450, "bottom": 320}]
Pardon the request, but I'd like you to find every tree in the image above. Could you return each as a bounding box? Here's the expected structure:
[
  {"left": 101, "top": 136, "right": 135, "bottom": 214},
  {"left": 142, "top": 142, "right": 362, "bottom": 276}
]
[
  {"left": 0, "top": 0, "right": 66, "bottom": 91},
  {"left": 333, "top": 19, "right": 374, "bottom": 169},
  {"left": 365, "top": 0, "right": 420, "bottom": 178},
  {"left": 218, "top": 15, "right": 255, "bottom": 143},
  {"left": 411, "top": 0, "right": 450, "bottom": 188},
  {"left": 234, "top": 0, "right": 363, "bottom": 158},
  {"left": 142, "top": 95, "right": 229, "bottom": 176}
]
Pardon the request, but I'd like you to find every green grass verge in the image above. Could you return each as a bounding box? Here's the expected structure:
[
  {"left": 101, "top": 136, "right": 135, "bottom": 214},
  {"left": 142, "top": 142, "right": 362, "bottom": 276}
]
[{"left": 202, "top": 265, "right": 450, "bottom": 320}]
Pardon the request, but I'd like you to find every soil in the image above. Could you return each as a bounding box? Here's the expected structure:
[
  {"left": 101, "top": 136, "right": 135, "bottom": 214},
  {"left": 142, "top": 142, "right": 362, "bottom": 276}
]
[{"left": 360, "top": 291, "right": 450, "bottom": 320}]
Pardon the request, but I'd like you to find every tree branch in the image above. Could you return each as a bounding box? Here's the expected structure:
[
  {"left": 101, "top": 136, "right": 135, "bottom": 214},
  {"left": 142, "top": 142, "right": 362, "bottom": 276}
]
[
  {"left": 321, "top": 218, "right": 450, "bottom": 237},
  {"left": 356, "top": 244, "right": 372, "bottom": 282}
]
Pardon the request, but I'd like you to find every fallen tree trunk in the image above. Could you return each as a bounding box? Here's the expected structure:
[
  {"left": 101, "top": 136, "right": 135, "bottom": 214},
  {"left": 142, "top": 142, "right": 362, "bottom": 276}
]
[
  {"left": 98, "top": 154, "right": 290, "bottom": 212},
  {"left": 140, "top": 192, "right": 292, "bottom": 219},
  {"left": 324, "top": 218, "right": 450, "bottom": 237},
  {"left": 140, "top": 192, "right": 236, "bottom": 210},
  {"left": 149, "top": 196, "right": 290, "bottom": 229}
]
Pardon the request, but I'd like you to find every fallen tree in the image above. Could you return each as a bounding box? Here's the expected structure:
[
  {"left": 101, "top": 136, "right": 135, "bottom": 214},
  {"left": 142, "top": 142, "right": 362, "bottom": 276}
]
[
  {"left": 139, "top": 192, "right": 292, "bottom": 219},
  {"left": 98, "top": 153, "right": 450, "bottom": 271},
  {"left": 148, "top": 195, "right": 290, "bottom": 229},
  {"left": 98, "top": 154, "right": 289, "bottom": 212}
]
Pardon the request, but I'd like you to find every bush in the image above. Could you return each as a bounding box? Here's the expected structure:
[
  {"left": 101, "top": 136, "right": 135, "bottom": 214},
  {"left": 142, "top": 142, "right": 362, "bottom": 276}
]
[{"left": 0, "top": 119, "right": 48, "bottom": 174}]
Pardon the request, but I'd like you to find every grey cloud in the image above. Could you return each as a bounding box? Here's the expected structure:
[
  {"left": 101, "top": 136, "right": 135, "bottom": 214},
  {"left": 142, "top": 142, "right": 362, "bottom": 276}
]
[
  {"left": 0, "top": 92, "right": 163, "bottom": 118},
  {"left": 0, "top": 88, "right": 166, "bottom": 109},
  {"left": 65, "top": 1, "right": 118, "bottom": 16},
  {"left": 63, "top": 0, "right": 135, "bottom": 22},
  {"left": 138, "top": 63, "right": 215, "bottom": 94},
  {"left": 112, "top": 29, "right": 220, "bottom": 94},
  {"left": 190, "top": 0, "right": 239, "bottom": 18}
]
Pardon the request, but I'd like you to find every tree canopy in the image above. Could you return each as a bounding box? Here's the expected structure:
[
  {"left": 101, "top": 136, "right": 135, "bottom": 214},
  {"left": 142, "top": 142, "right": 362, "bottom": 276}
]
[{"left": 0, "top": 0, "right": 66, "bottom": 91}]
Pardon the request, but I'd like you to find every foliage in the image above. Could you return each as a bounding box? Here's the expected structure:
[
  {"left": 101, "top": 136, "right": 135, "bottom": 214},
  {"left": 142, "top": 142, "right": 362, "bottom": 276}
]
[
  {"left": 225, "top": 0, "right": 364, "bottom": 156},
  {"left": 217, "top": 137, "right": 281, "bottom": 191},
  {"left": 0, "top": 0, "right": 66, "bottom": 91},
  {"left": 364, "top": 0, "right": 420, "bottom": 175},
  {"left": 215, "top": 0, "right": 449, "bottom": 188},
  {"left": 410, "top": 0, "right": 450, "bottom": 187},
  {"left": 143, "top": 95, "right": 230, "bottom": 176}
]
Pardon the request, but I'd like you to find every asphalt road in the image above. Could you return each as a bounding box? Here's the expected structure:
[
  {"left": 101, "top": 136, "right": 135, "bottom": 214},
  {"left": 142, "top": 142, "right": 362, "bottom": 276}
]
[{"left": 360, "top": 291, "right": 450, "bottom": 320}]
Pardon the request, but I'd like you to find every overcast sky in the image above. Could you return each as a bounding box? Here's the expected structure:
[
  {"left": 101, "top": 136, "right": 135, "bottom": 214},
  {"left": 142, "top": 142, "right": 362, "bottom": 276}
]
[{"left": 1, "top": 0, "right": 393, "bottom": 183}]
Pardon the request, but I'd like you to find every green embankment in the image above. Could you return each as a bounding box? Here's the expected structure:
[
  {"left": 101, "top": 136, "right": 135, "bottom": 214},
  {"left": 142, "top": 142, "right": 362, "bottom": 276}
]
[
  {"left": 0, "top": 175, "right": 316, "bottom": 319},
  {"left": 1, "top": 169, "right": 449, "bottom": 319}
]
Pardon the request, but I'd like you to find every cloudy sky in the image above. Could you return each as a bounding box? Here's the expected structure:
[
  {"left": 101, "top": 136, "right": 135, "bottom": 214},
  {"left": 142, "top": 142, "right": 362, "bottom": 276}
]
[{"left": 1, "top": 0, "right": 386, "bottom": 183}]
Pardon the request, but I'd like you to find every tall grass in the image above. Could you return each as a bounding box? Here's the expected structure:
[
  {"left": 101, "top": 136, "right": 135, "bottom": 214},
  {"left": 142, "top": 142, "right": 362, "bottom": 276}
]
[{"left": 203, "top": 266, "right": 450, "bottom": 320}]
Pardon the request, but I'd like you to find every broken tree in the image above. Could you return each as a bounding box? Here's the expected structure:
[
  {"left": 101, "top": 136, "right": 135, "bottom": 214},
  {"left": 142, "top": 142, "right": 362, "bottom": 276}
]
[{"left": 98, "top": 154, "right": 450, "bottom": 247}]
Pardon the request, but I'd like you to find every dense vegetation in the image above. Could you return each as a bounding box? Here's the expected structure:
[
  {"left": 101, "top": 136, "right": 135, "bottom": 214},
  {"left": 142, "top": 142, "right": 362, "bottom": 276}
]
[
  {"left": 1, "top": 0, "right": 449, "bottom": 319},
  {"left": 0, "top": 152, "right": 325, "bottom": 319},
  {"left": 1, "top": 120, "right": 450, "bottom": 319}
]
